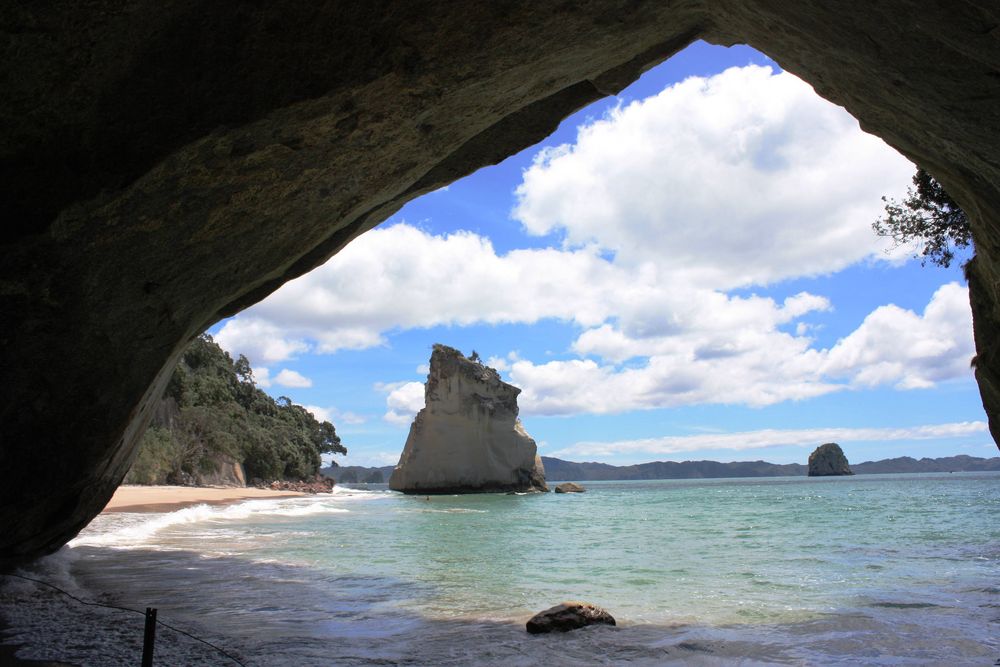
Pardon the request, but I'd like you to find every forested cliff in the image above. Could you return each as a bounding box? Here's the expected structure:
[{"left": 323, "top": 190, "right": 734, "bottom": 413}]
[{"left": 125, "top": 335, "right": 345, "bottom": 485}]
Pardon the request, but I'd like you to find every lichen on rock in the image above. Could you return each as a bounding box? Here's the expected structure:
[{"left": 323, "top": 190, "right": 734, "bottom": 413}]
[
  {"left": 808, "top": 443, "right": 854, "bottom": 476},
  {"left": 389, "top": 344, "right": 548, "bottom": 494}
]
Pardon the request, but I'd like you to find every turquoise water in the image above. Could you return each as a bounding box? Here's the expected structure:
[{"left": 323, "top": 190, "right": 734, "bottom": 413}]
[{"left": 2, "top": 473, "right": 999, "bottom": 665}]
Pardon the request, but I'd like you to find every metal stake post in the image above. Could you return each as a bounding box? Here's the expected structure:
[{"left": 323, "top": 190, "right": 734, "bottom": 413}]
[{"left": 141, "top": 607, "right": 157, "bottom": 667}]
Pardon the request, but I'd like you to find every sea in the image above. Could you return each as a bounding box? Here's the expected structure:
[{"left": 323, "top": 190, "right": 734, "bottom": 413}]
[{"left": 1, "top": 473, "right": 998, "bottom": 666}]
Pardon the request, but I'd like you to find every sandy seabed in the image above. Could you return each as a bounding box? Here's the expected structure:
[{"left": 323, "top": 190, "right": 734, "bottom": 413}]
[{"left": 101, "top": 485, "right": 305, "bottom": 513}]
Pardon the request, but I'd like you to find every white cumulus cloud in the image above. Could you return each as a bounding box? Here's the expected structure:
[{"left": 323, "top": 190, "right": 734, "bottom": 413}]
[
  {"left": 507, "top": 348, "right": 837, "bottom": 416},
  {"left": 253, "top": 367, "right": 272, "bottom": 388},
  {"left": 378, "top": 283, "right": 974, "bottom": 422},
  {"left": 215, "top": 225, "right": 626, "bottom": 363},
  {"left": 822, "top": 282, "right": 974, "bottom": 389},
  {"left": 513, "top": 64, "right": 914, "bottom": 289},
  {"left": 273, "top": 368, "right": 313, "bottom": 388},
  {"left": 215, "top": 319, "right": 309, "bottom": 365},
  {"left": 216, "top": 65, "right": 913, "bottom": 368},
  {"left": 380, "top": 381, "right": 425, "bottom": 425},
  {"left": 501, "top": 284, "right": 974, "bottom": 417},
  {"left": 303, "top": 405, "right": 367, "bottom": 425}
]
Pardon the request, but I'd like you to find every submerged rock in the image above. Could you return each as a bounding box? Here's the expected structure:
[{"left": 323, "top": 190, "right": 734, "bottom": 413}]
[
  {"left": 808, "top": 443, "right": 854, "bottom": 476},
  {"left": 554, "top": 482, "right": 586, "bottom": 493},
  {"left": 389, "top": 345, "right": 548, "bottom": 494},
  {"left": 526, "top": 601, "right": 616, "bottom": 634}
]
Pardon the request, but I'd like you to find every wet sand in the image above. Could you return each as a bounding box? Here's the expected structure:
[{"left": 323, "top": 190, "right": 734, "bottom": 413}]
[
  {"left": 1, "top": 486, "right": 307, "bottom": 665},
  {"left": 102, "top": 485, "right": 305, "bottom": 513},
  {"left": 0, "top": 617, "right": 78, "bottom": 667}
]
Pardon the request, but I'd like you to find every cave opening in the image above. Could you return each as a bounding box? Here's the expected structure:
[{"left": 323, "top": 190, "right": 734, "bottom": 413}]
[{"left": 204, "top": 40, "right": 985, "bottom": 478}]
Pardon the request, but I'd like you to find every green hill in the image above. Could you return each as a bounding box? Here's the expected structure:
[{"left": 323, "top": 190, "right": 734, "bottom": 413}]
[{"left": 125, "top": 334, "right": 346, "bottom": 486}]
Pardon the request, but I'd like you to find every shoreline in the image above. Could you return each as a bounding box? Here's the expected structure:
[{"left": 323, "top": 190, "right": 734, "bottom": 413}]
[
  {"left": 0, "top": 485, "right": 308, "bottom": 665},
  {"left": 101, "top": 485, "right": 307, "bottom": 513}
]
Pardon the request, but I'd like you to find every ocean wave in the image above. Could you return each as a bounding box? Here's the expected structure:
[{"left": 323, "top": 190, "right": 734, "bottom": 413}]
[
  {"left": 326, "top": 486, "right": 396, "bottom": 500},
  {"left": 70, "top": 497, "right": 351, "bottom": 549}
]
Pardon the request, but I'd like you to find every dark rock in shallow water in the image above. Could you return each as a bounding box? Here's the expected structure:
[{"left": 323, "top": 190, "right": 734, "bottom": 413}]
[
  {"left": 526, "top": 601, "right": 615, "bottom": 634},
  {"left": 554, "top": 482, "right": 586, "bottom": 493},
  {"left": 808, "top": 443, "right": 853, "bottom": 476}
]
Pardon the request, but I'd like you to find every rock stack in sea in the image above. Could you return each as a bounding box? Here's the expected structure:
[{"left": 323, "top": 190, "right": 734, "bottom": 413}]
[
  {"left": 807, "top": 443, "right": 854, "bottom": 476},
  {"left": 389, "top": 344, "right": 548, "bottom": 494}
]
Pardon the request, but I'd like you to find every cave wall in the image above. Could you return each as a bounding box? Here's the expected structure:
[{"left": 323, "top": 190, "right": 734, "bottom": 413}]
[{"left": 1, "top": 0, "right": 997, "bottom": 567}]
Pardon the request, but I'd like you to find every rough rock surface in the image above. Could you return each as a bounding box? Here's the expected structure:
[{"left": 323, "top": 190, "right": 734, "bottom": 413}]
[
  {"left": 2, "top": 2, "right": 1000, "bottom": 567},
  {"left": 259, "top": 475, "right": 334, "bottom": 494},
  {"left": 808, "top": 443, "right": 854, "bottom": 477},
  {"left": 554, "top": 482, "right": 587, "bottom": 494},
  {"left": 526, "top": 602, "right": 616, "bottom": 634},
  {"left": 191, "top": 455, "right": 247, "bottom": 488},
  {"left": 389, "top": 345, "right": 547, "bottom": 494}
]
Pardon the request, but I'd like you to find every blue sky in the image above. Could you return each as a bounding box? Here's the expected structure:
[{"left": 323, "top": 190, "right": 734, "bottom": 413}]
[{"left": 209, "top": 41, "right": 992, "bottom": 468}]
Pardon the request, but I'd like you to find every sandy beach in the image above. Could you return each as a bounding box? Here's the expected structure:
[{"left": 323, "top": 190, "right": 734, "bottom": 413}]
[{"left": 102, "top": 485, "right": 306, "bottom": 513}]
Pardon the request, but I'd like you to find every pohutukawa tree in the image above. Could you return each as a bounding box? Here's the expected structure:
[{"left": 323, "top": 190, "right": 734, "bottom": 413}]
[{"left": 873, "top": 168, "right": 972, "bottom": 268}]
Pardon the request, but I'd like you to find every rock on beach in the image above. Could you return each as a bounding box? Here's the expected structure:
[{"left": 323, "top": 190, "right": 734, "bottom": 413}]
[{"left": 526, "top": 601, "right": 616, "bottom": 634}]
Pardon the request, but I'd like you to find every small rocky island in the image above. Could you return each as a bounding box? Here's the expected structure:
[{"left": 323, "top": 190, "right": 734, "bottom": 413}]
[
  {"left": 807, "top": 443, "right": 854, "bottom": 476},
  {"left": 389, "top": 345, "right": 548, "bottom": 494}
]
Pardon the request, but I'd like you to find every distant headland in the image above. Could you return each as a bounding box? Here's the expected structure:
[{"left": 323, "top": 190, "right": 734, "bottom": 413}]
[{"left": 324, "top": 454, "right": 1000, "bottom": 484}]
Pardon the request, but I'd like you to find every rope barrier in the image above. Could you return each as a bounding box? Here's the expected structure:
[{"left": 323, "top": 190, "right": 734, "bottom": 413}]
[{"left": 0, "top": 572, "right": 247, "bottom": 666}]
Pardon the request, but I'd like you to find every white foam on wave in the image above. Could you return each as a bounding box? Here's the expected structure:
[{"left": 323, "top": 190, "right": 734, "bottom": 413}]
[
  {"left": 0, "top": 547, "right": 83, "bottom": 602},
  {"left": 70, "top": 495, "right": 352, "bottom": 549},
  {"left": 326, "top": 485, "right": 395, "bottom": 500}
]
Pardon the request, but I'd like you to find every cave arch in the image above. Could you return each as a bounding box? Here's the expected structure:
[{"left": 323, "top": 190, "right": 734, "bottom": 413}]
[{"left": 2, "top": 1, "right": 998, "bottom": 567}]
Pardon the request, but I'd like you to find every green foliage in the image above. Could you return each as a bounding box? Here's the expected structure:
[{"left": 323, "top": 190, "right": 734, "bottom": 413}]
[
  {"left": 124, "top": 426, "right": 179, "bottom": 485},
  {"left": 873, "top": 168, "right": 971, "bottom": 268},
  {"left": 126, "top": 334, "right": 346, "bottom": 485}
]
